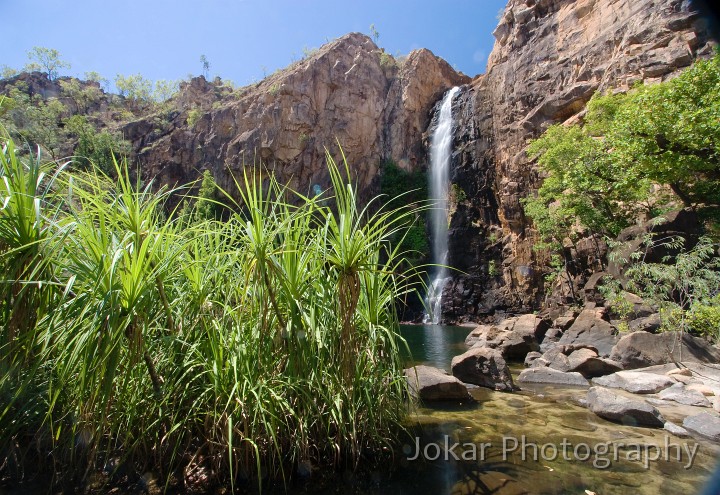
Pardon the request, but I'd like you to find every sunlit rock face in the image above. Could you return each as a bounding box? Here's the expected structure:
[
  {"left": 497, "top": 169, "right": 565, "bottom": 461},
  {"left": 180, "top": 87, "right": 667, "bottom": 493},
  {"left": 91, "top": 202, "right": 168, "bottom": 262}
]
[
  {"left": 441, "top": 0, "right": 717, "bottom": 321},
  {"left": 127, "top": 32, "right": 468, "bottom": 202},
  {"left": 122, "top": 1, "right": 715, "bottom": 322}
]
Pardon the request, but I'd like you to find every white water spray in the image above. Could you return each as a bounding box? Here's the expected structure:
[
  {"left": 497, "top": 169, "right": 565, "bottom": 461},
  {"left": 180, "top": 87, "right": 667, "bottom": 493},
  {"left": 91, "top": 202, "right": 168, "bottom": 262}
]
[{"left": 424, "top": 86, "right": 460, "bottom": 324}]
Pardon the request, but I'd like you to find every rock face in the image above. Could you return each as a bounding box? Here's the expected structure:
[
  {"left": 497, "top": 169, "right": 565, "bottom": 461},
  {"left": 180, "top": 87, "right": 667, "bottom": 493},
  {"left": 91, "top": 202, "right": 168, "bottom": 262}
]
[
  {"left": 517, "top": 367, "right": 589, "bottom": 387},
  {"left": 536, "top": 344, "right": 623, "bottom": 378},
  {"left": 587, "top": 387, "right": 665, "bottom": 427},
  {"left": 464, "top": 314, "right": 546, "bottom": 360},
  {"left": 441, "top": 0, "right": 716, "bottom": 320},
  {"left": 127, "top": 33, "right": 469, "bottom": 206},
  {"left": 404, "top": 365, "right": 473, "bottom": 402},
  {"left": 592, "top": 370, "right": 675, "bottom": 394},
  {"left": 451, "top": 347, "right": 516, "bottom": 391},
  {"left": 556, "top": 308, "right": 619, "bottom": 357},
  {"left": 658, "top": 382, "right": 711, "bottom": 407},
  {"left": 683, "top": 412, "right": 720, "bottom": 442},
  {"left": 610, "top": 332, "right": 720, "bottom": 369}
]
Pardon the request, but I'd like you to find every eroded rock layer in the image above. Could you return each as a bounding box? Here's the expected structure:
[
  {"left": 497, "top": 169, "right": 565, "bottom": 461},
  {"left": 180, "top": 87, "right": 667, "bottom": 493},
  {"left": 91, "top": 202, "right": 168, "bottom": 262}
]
[
  {"left": 126, "top": 33, "right": 469, "bottom": 201},
  {"left": 441, "top": 0, "right": 716, "bottom": 321}
]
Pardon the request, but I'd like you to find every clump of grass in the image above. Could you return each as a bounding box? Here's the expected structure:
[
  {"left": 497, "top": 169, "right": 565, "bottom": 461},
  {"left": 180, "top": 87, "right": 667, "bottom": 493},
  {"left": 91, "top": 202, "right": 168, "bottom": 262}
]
[{"left": 0, "top": 137, "right": 421, "bottom": 492}]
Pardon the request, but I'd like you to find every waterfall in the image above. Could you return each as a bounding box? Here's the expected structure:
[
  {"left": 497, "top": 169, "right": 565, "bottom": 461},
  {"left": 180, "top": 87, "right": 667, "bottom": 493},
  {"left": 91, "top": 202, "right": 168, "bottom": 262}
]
[{"left": 424, "top": 86, "right": 460, "bottom": 324}]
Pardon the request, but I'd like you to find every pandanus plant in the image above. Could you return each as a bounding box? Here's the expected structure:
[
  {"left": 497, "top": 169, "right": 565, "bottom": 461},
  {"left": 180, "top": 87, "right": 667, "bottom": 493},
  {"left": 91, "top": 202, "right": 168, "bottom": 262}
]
[{"left": 0, "top": 137, "right": 425, "bottom": 491}]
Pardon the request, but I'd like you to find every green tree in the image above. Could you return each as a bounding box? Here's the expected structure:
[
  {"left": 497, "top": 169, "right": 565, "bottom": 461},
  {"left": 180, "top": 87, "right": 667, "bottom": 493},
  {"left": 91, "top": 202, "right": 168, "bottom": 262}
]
[
  {"left": 25, "top": 46, "right": 70, "bottom": 80},
  {"left": 200, "top": 54, "right": 210, "bottom": 78},
  {"left": 114, "top": 73, "right": 153, "bottom": 103},
  {"left": 524, "top": 53, "right": 720, "bottom": 250},
  {"left": 65, "top": 115, "right": 131, "bottom": 172},
  {"left": 152, "top": 79, "right": 179, "bottom": 103},
  {"left": 59, "top": 78, "right": 103, "bottom": 113},
  {"left": 603, "top": 54, "right": 720, "bottom": 206},
  {"left": 1, "top": 66, "right": 18, "bottom": 79},
  {"left": 369, "top": 23, "right": 380, "bottom": 43},
  {"left": 0, "top": 82, "right": 66, "bottom": 157}
]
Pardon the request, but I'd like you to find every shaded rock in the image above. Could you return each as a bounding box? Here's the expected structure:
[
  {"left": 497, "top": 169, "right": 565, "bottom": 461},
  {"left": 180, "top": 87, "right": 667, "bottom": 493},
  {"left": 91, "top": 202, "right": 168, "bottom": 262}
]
[
  {"left": 540, "top": 344, "right": 621, "bottom": 378},
  {"left": 540, "top": 327, "right": 563, "bottom": 353},
  {"left": 658, "top": 383, "right": 710, "bottom": 407},
  {"left": 683, "top": 412, "right": 720, "bottom": 442},
  {"left": 524, "top": 351, "right": 543, "bottom": 368},
  {"left": 610, "top": 332, "right": 720, "bottom": 369},
  {"left": 557, "top": 309, "right": 619, "bottom": 357},
  {"left": 517, "top": 367, "right": 589, "bottom": 387},
  {"left": 404, "top": 365, "right": 472, "bottom": 402},
  {"left": 617, "top": 291, "right": 655, "bottom": 319},
  {"left": 568, "top": 352, "right": 623, "bottom": 379},
  {"left": 465, "top": 317, "right": 541, "bottom": 360},
  {"left": 587, "top": 387, "right": 665, "bottom": 427},
  {"left": 451, "top": 347, "right": 515, "bottom": 391},
  {"left": 464, "top": 324, "right": 495, "bottom": 347},
  {"left": 628, "top": 314, "right": 662, "bottom": 333},
  {"left": 553, "top": 311, "right": 578, "bottom": 331},
  {"left": 513, "top": 314, "right": 550, "bottom": 341},
  {"left": 664, "top": 421, "right": 691, "bottom": 438},
  {"left": 592, "top": 371, "right": 675, "bottom": 394}
]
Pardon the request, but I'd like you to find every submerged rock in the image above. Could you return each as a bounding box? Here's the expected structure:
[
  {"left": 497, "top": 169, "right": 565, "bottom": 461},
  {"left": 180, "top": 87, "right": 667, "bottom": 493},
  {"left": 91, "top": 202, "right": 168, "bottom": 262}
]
[
  {"left": 451, "top": 347, "right": 516, "bottom": 391},
  {"left": 587, "top": 387, "right": 665, "bottom": 427},
  {"left": 592, "top": 371, "right": 674, "bottom": 394},
  {"left": 404, "top": 365, "right": 473, "bottom": 402},
  {"left": 664, "top": 421, "right": 691, "bottom": 438},
  {"left": 517, "top": 367, "right": 589, "bottom": 387}
]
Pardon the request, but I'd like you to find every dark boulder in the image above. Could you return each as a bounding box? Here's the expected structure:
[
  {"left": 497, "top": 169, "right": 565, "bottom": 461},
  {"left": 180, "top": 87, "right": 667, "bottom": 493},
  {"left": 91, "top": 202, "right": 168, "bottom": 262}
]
[
  {"left": 405, "top": 365, "right": 473, "bottom": 402},
  {"left": 540, "top": 344, "right": 622, "bottom": 378},
  {"left": 451, "top": 347, "right": 516, "bottom": 391},
  {"left": 610, "top": 331, "right": 720, "bottom": 369},
  {"left": 628, "top": 314, "right": 662, "bottom": 333},
  {"left": 557, "top": 308, "right": 619, "bottom": 357}
]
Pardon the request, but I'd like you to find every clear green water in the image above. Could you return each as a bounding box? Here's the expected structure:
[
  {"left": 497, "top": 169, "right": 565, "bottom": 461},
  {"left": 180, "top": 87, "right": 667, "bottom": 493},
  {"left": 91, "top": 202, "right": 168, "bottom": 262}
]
[{"left": 386, "top": 324, "right": 720, "bottom": 495}]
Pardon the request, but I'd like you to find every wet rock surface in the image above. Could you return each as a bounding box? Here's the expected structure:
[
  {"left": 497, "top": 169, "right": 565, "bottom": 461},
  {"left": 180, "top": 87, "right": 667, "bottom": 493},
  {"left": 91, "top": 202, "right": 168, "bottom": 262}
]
[
  {"left": 587, "top": 386, "right": 665, "bottom": 427},
  {"left": 517, "top": 367, "right": 589, "bottom": 387},
  {"left": 405, "top": 365, "right": 473, "bottom": 402}
]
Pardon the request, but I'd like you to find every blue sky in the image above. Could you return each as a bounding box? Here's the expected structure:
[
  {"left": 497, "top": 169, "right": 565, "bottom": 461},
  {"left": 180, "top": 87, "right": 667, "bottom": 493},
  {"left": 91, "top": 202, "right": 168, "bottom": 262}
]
[{"left": 2, "top": 0, "right": 507, "bottom": 88}]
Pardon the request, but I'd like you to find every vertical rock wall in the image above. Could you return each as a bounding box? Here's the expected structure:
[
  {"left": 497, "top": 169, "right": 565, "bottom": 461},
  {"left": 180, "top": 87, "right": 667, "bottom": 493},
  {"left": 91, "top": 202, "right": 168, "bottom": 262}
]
[{"left": 441, "top": 0, "right": 717, "bottom": 321}]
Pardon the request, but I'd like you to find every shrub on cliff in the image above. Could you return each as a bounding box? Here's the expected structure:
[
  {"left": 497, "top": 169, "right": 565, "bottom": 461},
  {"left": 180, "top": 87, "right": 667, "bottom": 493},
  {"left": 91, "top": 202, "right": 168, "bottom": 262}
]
[{"left": 524, "top": 52, "right": 720, "bottom": 250}]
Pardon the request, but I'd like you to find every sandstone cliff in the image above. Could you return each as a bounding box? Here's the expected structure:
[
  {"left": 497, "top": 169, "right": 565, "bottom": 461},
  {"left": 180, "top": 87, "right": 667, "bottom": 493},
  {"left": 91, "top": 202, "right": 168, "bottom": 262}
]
[
  {"left": 125, "top": 33, "right": 469, "bottom": 200},
  {"left": 2, "top": 2, "right": 716, "bottom": 324},
  {"left": 441, "top": 0, "right": 717, "bottom": 321}
]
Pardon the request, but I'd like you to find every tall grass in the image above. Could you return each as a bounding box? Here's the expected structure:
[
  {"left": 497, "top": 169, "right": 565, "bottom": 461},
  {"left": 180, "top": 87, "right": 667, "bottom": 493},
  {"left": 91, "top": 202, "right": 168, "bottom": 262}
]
[{"left": 0, "top": 138, "right": 421, "bottom": 492}]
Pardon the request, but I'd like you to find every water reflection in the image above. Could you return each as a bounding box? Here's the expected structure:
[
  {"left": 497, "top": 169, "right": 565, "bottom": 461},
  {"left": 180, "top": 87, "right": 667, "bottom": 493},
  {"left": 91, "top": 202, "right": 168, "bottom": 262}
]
[
  {"left": 393, "top": 325, "right": 719, "bottom": 495},
  {"left": 400, "top": 324, "right": 470, "bottom": 371}
]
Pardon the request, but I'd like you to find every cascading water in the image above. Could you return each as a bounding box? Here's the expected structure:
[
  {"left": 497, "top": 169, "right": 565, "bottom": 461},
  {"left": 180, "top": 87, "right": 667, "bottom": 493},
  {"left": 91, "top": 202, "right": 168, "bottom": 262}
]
[{"left": 424, "top": 86, "right": 460, "bottom": 324}]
